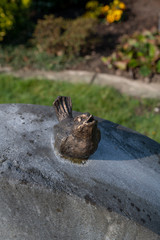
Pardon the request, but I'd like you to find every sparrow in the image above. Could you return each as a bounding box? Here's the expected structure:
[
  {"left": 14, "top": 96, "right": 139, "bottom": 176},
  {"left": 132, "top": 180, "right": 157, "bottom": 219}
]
[{"left": 53, "top": 96, "right": 101, "bottom": 160}]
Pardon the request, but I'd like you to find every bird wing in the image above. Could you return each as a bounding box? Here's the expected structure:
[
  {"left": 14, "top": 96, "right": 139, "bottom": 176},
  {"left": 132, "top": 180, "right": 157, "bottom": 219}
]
[{"left": 53, "top": 96, "right": 72, "bottom": 122}]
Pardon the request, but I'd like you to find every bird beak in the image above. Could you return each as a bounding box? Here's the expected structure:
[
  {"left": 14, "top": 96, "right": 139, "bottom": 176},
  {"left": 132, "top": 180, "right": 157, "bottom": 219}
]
[
  {"left": 84, "top": 115, "right": 95, "bottom": 124},
  {"left": 84, "top": 115, "right": 96, "bottom": 125}
]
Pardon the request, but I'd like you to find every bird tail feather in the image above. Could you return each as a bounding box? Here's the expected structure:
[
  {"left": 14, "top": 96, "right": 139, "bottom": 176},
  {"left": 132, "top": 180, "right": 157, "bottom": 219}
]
[{"left": 53, "top": 96, "right": 72, "bottom": 122}]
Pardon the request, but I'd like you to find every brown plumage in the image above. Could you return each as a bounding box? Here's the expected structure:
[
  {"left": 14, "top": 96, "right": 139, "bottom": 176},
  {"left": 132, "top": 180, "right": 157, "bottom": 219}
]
[{"left": 53, "top": 96, "right": 101, "bottom": 160}]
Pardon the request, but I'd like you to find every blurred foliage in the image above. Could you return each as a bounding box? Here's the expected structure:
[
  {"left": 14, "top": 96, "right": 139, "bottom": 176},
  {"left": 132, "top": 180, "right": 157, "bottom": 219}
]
[
  {"left": 0, "top": 0, "right": 126, "bottom": 44},
  {"left": 32, "top": 15, "right": 98, "bottom": 58},
  {"left": 0, "top": 44, "right": 81, "bottom": 70},
  {"left": 102, "top": 29, "right": 160, "bottom": 77},
  {"left": 84, "top": 1, "right": 102, "bottom": 19},
  {"left": 0, "top": 0, "right": 31, "bottom": 41},
  {"left": 0, "top": 0, "right": 90, "bottom": 43},
  {"left": 84, "top": 0, "right": 126, "bottom": 23}
]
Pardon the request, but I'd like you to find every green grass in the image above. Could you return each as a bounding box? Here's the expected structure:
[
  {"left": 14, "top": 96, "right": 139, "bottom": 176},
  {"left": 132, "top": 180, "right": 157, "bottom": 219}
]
[
  {"left": 0, "top": 74, "right": 160, "bottom": 143},
  {"left": 0, "top": 45, "right": 82, "bottom": 71}
]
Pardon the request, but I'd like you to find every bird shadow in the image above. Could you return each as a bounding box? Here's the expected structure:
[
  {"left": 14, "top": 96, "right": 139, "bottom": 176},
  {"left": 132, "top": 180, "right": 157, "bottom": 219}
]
[{"left": 89, "top": 120, "right": 160, "bottom": 161}]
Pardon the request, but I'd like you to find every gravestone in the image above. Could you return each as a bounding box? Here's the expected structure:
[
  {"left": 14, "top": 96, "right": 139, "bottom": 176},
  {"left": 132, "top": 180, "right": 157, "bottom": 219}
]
[{"left": 0, "top": 103, "right": 160, "bottom": 240}]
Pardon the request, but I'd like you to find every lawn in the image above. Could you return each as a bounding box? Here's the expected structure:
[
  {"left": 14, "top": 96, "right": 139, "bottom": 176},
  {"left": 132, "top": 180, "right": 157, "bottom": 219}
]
[{"left": 0, "top": 74, "right": 159, "bottom": 143}]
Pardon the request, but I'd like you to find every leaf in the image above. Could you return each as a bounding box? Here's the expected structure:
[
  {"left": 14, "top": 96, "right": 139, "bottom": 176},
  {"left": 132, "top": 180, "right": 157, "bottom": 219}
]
[
  {"left": 126, "top": 52, "right": 133, "bottom": 59},
  {"left": 128, "top": 39, "right": 139, "bottom": 47},
  {"left": 114, "top": 61, "right": 127, "bottom": 70},
  {"left": 139, "top": 56, "right": 147, "bottom": 64},
  {"left": 137, "top": 51, "right": 143, "bottom": 57},
  {"left": 122, "top": 43, "right": 129, "bottom": 50},
  {"left": 101, "top": 56, "right": 108, "bottom": 63},
  {"left": 149, "top": 44, "right": 156, "bottom": 58},
  {"left": 128, "top": 59, "right": 139, "bottom": 68},
  {"left": 111, "top": 52, "right": 117, "bottom": 61},
  {"left": 137, "top": 34, "right": 146, "bottom": 42},
  {"left": 139, "top": 65, "right": 151, "bottom": 77},
  {"left": 156, "top": 60, "right": 160, "bottom": 73}
]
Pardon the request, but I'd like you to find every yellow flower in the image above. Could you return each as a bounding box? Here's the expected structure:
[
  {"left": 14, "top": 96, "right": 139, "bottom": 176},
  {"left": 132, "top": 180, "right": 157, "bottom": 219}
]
[
  {"left": 101, "top": 5, "right": 109, "bottom": 13},
  {"left": 106, "top": 14, "right": 115, "bottom": 23},
  {"left": 119, "top": 2, "right": 126, "bottom": 10},
  {"left": 114, "top": 14, "right": 121, "bottom": 21},
  {"left": 113, "top": 9, "right": 123, "bottom": 21}
]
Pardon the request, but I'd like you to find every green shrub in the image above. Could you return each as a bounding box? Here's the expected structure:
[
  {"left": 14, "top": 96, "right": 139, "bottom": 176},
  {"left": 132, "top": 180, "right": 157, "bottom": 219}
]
[
  {"left": 102, "top": 29, "right": 160, "bottom": 78},
  {"left": 32, "top": 15, "right": 67, "bottom": 54},
  {"left": 0, "top": 0, "right": 31, "bottom": 41},
  {"left": 0, "top": 45, "right": 77, "bottom": 71},
  {"left": 32, "top": 15, "right": 98, "bottom": 57}
]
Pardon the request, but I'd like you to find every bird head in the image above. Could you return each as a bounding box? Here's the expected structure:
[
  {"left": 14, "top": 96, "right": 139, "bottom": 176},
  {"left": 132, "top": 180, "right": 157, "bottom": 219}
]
[{"left": 73, "top": 113, "right": 98, "bottom": 139}]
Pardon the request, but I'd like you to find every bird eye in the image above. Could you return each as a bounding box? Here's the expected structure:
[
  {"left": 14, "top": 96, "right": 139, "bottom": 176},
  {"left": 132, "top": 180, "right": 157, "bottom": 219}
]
[
  {"left": 74, "top": 116, "right": 81, "bottom": 122},
  {"left": 77, "top": 117, "right": 81, "bottom": 122}
]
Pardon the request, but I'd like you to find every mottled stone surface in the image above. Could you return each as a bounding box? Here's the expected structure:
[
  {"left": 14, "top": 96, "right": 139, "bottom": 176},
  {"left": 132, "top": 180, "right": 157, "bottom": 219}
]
[{"left": 0, "top": 104, "right": 160, "bottom": 240}]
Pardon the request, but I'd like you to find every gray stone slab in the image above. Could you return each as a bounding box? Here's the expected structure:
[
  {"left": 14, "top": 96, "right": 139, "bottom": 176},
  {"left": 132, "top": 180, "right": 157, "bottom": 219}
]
[{"left": 0, "top": 104, "right": 160, "bottom": 240}]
